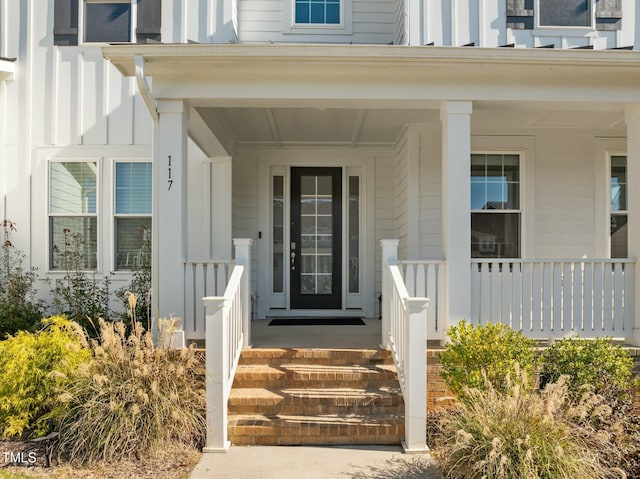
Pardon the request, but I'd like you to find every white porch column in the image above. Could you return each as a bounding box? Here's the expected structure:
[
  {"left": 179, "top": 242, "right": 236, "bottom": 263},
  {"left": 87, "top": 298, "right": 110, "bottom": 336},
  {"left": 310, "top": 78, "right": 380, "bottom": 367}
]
[
  {"left": 234, "top": 238, "right": 253, "bottom": 347},
  {"left": 625, "top": 106, "right": 640, "bottom": 345},
  {"left": 153, "top": 100, "right": 188, "bottom": 323},
  {"left": 440, "top": 101, "right": 472, "bottom": 331}
]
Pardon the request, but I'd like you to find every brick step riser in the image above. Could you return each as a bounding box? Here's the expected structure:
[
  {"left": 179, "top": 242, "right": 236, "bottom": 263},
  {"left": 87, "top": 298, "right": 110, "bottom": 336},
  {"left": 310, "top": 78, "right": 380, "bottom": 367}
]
[
  {"left": 233, "top": 379, "right": 400, "bottom": 389},
  {"left": 239, "top": 358, "right": 395, "bottom": 366},
  {"left": 239, "top": 350, "right": 394, "bottom": 366},
  {"left": 229, "top": 434, "right": 402, "bottom": 446},
  {"left": 229, "top": 404, "right": 405, "bottom": 415}
]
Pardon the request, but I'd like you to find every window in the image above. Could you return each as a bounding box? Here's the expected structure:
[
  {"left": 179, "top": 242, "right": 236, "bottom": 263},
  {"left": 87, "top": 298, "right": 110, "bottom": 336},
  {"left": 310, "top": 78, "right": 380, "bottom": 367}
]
[
  {"left": 295, "top": 0, "right": 340, "bottom": 24},
  {"left": 84, "top": 1, "right": 132, "bottom": 43},
  {"left": 54, "top": 0, "right": 161, "bottom": 46},
  {"left": 538, "top": 0, "right": 591, "bottom": 27},
  {"left": 272, "top": 176, "right": 284, "bottom": 293},
  {"left": 610, "top": 156, "right": 627, "bottom": 258},
  {"left": 348, "top": 176, "right": 360, "bottom": 294},
  {"left": 471, "top": 154, "right": 521, "bottom": 258},
  {"left": 114, "top": 162, "right": 152, "bottom": 270},
  {"left": 49, "top": 161, "right": 98, "bottom": 270}
]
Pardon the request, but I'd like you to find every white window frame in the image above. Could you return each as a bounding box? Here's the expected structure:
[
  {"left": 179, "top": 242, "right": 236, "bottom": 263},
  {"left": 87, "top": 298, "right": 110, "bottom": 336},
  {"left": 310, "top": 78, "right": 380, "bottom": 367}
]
[
  {"left": 283, "top": 0, "right": 353, "bottom": 35},
  {"left": 48, "top": 159, "right": 100, "bottom": 272},
  {"left": 112, "top": 159, "right": 152, "bottom": 271},
  {"left": 80, "top": 0, "right": 136, "bottom": 44},
  {"left": 535, "top": 0, "right": 594, "bottom": 30},
  {"left": 470, "top": 152, "right": 523, "bottom": 259}
]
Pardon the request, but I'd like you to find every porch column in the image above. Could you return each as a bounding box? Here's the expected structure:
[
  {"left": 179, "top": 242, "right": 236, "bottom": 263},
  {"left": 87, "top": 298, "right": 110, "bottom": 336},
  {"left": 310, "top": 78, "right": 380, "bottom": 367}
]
[
  {"left": 625, "top": 106, "right": 640, "bottom": 345},
  {"left": 153, "top": 100, "right": 188, "bottom": 323},
  {"left": 440, "top": 101, "right": 472, "bottom": 332}
]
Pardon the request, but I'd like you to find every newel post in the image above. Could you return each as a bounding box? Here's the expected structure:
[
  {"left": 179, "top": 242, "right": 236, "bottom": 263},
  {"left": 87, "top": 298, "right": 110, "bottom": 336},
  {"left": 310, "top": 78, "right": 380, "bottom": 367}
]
[
  {"left": 203, "top": 297, "right": 230, "bottom": 452},
  {"left": 234, "top": 238, "right": 253, "bottom": 347},
  {"left": 381, "top": 239, "right": 400, "bottom": 349},
  {"left": 403, "top": 297, "right": 429, "bottom": 454}
]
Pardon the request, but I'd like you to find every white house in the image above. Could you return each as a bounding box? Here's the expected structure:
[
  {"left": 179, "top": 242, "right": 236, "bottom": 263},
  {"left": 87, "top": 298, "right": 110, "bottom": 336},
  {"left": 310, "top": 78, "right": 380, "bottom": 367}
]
[{"left": 2, "top": 0, "right": 640, "bottom": 452}]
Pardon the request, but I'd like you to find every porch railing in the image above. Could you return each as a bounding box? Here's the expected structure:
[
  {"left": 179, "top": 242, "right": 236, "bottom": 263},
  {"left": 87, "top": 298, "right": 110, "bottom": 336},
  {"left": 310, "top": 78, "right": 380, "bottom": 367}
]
[
  {"left": 397, "top": 260, "right": 446, "bottom": 340},
  {"left": 381, "top": 240, "right": 429, "bottom": 453},
  {"left": 203, "top": 239, "right": 252, "bottom": 453},
  {"left": 184, "top": 260, "right": 234, "bottom": 339},
  {"left": 471, "top": 259, "right": 636, "bottom": 340}
]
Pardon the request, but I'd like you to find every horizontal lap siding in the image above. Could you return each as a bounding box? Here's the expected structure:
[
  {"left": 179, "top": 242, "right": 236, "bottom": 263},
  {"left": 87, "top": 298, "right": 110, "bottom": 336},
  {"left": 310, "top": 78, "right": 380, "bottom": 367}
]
[
  {"left": 419, "top": 129, "right": 442, "bottom": 259},
  {"left": 395, "top": 133, "right": 409, "bottom": 259},
  {"left": 376, "top": 157, "right": 395, "bottom": 298},
  {"left": 232, "top": 156, "right": 259, "bottom": 294}
]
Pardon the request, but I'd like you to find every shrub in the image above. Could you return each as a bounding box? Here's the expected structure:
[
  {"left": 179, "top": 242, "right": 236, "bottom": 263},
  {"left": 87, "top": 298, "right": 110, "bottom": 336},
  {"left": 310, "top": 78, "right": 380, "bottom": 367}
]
[
  {"left": 0, "top": 316, "right": 90, "bottom": 438},
  {"left": 439, "top": 321, "right": 537, "bottom": 397},
  {"left": 0, "top": 220, "right": 42, "bottom": 338},
  {"left": 115, "top": 227, "right": 151, "bottom": 331},
  {"left": 433, "top": 368, "right": 625, "bottom": 479},
  {"left": 540, "top": 337, "right": 634, "bottom": 406},
  {"left": 55, "top": 318, "right": 206, "bottom": 464},
  {"left": 49, "top": 230, "right": 110, "bottom": 334}
]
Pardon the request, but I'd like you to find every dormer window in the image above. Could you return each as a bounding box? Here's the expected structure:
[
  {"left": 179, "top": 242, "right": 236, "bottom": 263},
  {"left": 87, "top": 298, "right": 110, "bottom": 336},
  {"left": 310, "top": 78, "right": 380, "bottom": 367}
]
[{"left": 295, "top": 0, "right": 340, "bottom": 24}]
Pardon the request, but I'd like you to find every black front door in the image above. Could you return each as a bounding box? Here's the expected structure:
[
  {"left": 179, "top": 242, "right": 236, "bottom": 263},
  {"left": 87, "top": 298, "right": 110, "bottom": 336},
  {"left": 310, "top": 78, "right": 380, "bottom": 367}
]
[{"left": 290, "top": 167, "right": 342, "bottom": 309}]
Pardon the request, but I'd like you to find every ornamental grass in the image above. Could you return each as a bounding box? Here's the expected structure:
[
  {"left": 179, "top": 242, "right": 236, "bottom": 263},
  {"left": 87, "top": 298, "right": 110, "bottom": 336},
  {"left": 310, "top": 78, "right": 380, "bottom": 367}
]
[{"left": 55, "top": 312, "right": 206, "bottom": 464}]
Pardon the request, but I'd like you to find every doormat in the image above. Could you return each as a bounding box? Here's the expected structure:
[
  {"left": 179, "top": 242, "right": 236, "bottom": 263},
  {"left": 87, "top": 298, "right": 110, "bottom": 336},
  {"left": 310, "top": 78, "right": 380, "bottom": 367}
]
[{"left": 268, "top": 318, "right": 365, "bottom": 326}]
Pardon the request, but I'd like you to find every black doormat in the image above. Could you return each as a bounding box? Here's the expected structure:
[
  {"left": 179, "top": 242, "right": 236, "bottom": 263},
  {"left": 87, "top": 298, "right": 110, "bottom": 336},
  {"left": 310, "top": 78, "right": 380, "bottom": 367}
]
[{"left": 268, "top": 318, "right": 365, "bottom": 326}]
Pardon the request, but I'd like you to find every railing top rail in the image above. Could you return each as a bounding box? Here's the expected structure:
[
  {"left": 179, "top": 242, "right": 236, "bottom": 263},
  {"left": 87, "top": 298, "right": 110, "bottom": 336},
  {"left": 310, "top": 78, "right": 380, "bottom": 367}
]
[
  {"left": 386, "top": 261, "right": 411, "bottom": 300},
  {"left": 471, "top": 258, "right": 637, "bottom": 264},
  {"left": 398, "top": 259, "right": 446, "bottom": 264},
  {"left": 184, "top": 259, "right": 235, "bottom": 265}
]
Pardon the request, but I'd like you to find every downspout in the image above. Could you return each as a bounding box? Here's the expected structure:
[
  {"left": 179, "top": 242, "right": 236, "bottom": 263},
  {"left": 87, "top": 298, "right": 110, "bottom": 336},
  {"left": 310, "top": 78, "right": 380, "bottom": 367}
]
[{"left": 135, "top": 55, "right": 160, "bottom": 336}]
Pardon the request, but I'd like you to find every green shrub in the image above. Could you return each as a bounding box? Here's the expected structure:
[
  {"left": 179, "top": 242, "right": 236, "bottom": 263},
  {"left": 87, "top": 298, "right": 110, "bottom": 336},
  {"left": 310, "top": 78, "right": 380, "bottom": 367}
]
[
  {"left": 0, "top": 303, "right": 42, "bottom": 339},
  {"left": 0, "top": 316, "right": 90, "bottom": 438},
  {"left": 439, "top": 321, "right": 537, "bottom": 397},
  {"left": 540, "top": 337, "right": 634, "bottom": 405},
  {"left": 433, "top": 368, "right": 625, "bottom": 479},
  {"left": 56, "top": 318, "right": 206, "bottom": 464}
]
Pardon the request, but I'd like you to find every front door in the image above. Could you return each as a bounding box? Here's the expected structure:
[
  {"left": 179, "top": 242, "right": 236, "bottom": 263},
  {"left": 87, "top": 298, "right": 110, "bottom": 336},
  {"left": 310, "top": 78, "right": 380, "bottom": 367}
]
[{"left": 290, "top": 167, "right": 342, "bottom": 309}]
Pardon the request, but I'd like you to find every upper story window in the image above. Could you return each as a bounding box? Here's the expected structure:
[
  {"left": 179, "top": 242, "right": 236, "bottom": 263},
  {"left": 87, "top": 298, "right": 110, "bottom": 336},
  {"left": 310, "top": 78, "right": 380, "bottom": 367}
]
[
  {"left": 84, "top": 1, "right": 132, "bottom": 43},
  {"left": 610, "top": 156, "right": 627, "bottom": 258},
  {"left": 54, "top": 0, "right": 161, "bottom": 46},
  {"left": 295, "top": 0, "right": 340, "bottom": 25},
  {"left": 507, "top": 0, "right": 622, "bottom": 32},
  {"left": 471, "top": 153, "right": 521, "bottom": 258},
  {"left": 538, "top": 0, "right": 591, "bottom": 27}
]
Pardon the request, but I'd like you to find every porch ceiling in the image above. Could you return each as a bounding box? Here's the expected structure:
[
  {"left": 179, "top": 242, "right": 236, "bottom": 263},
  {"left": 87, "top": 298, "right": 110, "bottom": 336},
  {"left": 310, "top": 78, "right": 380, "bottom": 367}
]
[{"left": 193, "top": 102, "right": 626, "bottom": 149}]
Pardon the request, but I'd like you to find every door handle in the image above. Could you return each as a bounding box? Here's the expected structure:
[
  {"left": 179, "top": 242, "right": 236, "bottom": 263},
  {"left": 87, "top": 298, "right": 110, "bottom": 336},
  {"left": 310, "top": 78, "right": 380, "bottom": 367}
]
[{"left": 290, "top": 251, "right": 296, "bottom": 270}]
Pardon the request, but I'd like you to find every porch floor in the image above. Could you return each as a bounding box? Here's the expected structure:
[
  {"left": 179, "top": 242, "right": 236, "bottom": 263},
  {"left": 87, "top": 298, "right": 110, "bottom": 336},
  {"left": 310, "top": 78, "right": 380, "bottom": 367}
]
[{"left": 250, "top": 318, "right": 383, "bottom": 349}]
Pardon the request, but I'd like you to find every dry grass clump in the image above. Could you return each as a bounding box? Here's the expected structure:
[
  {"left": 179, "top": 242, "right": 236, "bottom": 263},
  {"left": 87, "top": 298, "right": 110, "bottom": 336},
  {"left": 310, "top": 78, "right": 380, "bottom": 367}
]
[
  {"left": 433, "top": 367, "right": 626, "bottom": 479},
  {"left": 55, "top": 316, "right": 206, "bottom": 464}
]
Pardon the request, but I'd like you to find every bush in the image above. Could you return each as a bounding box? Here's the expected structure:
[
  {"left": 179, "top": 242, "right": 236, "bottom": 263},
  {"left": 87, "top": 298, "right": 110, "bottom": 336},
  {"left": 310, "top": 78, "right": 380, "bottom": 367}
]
[
  {"left": 0, "top": 316, "right": 90, "bottom": 438},
  {"left": 115, "top": 227, "right": 151, "bottom": 331},
  {"left": 540, "top": 337, "right": 634, "bottom": 406},
  {"left": 0, "top": 303, "right": 42, "bottom": 339},
  {"left": 433, "top": 368, "right": 625, "bottom": 479},
  {"left": 55, "top": 318, "right": 206, "bottom": 464},
  {"left": 439, "top": 321, "right": 537, "bottom": 397}
]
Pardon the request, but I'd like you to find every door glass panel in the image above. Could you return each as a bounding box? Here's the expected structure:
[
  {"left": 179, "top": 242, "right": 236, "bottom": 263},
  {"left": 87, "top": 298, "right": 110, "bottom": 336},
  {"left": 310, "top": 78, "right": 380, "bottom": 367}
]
[
  {"left": 348, "top": 176, "right": 360, "bottom": 293},
  {"left": 300, "top": 174, "right": 333, "bottom": 295},
  {"left": 272, "top": 176, "right": 284, "bottom": 293}
]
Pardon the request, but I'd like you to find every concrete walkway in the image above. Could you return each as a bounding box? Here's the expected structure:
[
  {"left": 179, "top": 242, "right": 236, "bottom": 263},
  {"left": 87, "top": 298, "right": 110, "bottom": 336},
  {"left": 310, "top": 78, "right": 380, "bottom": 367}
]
[{"left": 189, "top": 445, "right": 443, "bottom": 479}]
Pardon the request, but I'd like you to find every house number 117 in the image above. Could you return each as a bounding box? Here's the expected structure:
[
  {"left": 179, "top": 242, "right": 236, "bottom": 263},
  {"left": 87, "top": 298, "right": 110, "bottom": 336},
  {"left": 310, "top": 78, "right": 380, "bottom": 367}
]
[{"left": 168, "top": 155, "right": 173, "bottom": 191}]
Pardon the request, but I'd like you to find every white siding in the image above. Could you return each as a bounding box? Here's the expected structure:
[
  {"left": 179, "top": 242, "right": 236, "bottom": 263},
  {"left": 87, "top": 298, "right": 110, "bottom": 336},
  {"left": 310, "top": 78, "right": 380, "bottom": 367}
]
[
  {"left": 418, "top": 128, "right": 442, "bottom": 259},
  {"left": 394, "top": 131, "right": 409, "bottom": 258},
  {"left": 374, "top": 156, "right": 395, "bottom": 300}
]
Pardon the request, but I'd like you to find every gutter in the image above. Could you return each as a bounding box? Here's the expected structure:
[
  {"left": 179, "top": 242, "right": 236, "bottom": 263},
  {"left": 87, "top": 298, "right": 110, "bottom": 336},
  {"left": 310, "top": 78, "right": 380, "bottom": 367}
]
[{"left": 135, "top": 55, "right": 158, "bottom": 120}]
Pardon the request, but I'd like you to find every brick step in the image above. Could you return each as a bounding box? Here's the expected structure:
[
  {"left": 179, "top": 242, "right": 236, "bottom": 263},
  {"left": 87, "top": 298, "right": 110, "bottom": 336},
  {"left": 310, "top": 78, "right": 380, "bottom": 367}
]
[
  {"left": 233, "top": 364, "right": 399, "bottom": 389},
  {"left": 239, "top": 348, "right": 394, "bottom": 366},
  {"left": 228, "top": 413, "right": 404, "bottom": 446},
  {"left": 228, "top": 387, "right": 404, "bottom": 415}
]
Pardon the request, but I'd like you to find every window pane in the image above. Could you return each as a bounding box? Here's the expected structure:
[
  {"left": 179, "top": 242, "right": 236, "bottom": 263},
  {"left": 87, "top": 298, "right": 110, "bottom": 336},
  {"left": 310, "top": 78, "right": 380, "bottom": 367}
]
[
  {"left": 611, "top": 156, "right": 627, "bottom": 212},
  {"left": 85, "top": 3, "right": 131, "bottom": 43},
  {"left": 115, "top": 162, "right": 152, "bottom": 215},
  {"left": 272, "top": 176, "right": 284, "bottom": 293},
  {"left": 50, "top": 217, "right": 98, "bottom": 270},
  {"left": 611, "top": 214, "right": 628, "bottom": 258},
  {"left": 539, "top": 0, "right": 590, "bottom": 27},
  {"left": 295, "top": 0, "right": 339, "bottom": 24},
  {"left": 115, "top": 218, "right": 151, "bottom": 270},
  {"left": 348, "top": 176, "right": 359, "bottom": 293},
  {"left": 326, "top": 3, "right": 340, "bottom": 23},
  {"left": 50, "top": 162, "right": 97, "bottom": 214},
  {"left": 471, "top": 213, "right": 520, "bottom": 258}
]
